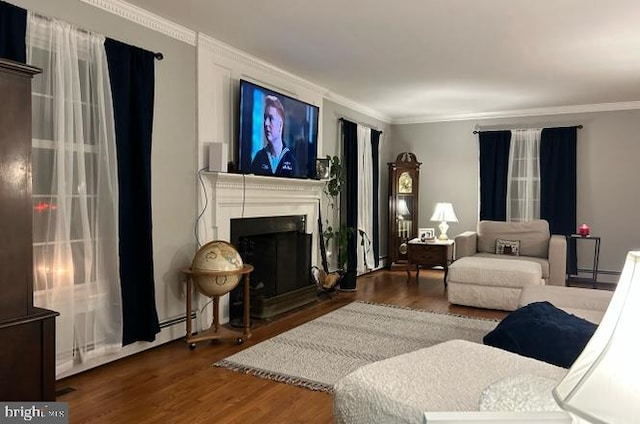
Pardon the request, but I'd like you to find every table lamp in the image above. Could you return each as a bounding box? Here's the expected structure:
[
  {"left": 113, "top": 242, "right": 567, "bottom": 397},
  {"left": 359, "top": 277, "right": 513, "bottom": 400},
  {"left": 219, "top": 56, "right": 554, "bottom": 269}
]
[
  {"left": 397, "top": 199, "right": 410, "bottom": 219},
  {"left": 553, "top": 250, "right": 640, "bottom": 423},
  {"left": 397, "top": 199, "right": 411, "bottom": 240},
  {"left": 430, "top": 202, "right": 458, "bottom": 240}
]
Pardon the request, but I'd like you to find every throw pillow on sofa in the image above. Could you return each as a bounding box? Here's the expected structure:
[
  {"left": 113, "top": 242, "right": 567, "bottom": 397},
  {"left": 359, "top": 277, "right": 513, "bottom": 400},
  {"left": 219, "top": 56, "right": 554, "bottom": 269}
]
[
  {"left": 483, "top": 301, "right": 597, "bottom": 368},
  {"left": 496, "top": 238, "right": 520, "bottom": 256}
]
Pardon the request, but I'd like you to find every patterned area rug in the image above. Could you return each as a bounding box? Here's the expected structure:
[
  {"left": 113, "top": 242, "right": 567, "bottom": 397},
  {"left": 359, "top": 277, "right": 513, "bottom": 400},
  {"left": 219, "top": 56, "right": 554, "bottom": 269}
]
[{"left": 215, "top": 301, "right": 498, "bottom": 392}]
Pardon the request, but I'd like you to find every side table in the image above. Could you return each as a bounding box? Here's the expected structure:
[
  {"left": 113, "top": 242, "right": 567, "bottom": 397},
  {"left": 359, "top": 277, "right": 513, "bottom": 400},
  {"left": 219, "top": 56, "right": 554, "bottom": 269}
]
[
  {"left": 406, "top": 238, "right": 455, "bottom": 287},
  {"left": 566, "top": 234, "right": 600, "bottom": 288}
]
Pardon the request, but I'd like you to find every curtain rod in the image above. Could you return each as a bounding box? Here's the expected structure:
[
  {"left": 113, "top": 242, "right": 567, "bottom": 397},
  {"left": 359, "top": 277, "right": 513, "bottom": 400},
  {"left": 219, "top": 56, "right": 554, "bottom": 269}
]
[
  {"left": 338, "top": 116, "right": 382, "bottom": 133},
  {"left": 32, "top": 11, "right": 165, "bottom": 61},
  {"left": 472, "top": 124, "right": 582, "bottom": 135}
]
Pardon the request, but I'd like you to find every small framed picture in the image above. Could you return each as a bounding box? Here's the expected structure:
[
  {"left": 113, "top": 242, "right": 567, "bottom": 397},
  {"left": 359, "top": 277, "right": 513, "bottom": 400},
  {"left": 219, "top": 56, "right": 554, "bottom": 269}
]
[
  {"left": 419, "top": 228, "right": 435, "bottom": 241},
  {"left": 315, "top": 158, "right": 330, "bottom": 180},
  {"left": 425, "top": 228, "right": 436, "bottom": 240}
]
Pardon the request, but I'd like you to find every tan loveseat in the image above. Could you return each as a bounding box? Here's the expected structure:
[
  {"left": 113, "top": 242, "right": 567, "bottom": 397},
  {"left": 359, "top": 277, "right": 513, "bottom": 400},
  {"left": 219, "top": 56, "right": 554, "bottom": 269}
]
[
  {"left": 447, "top": 220, "right": 567, "bottom": 310},
  {"left": 454, "top": 220, "right": 567, "bottom": 286}
]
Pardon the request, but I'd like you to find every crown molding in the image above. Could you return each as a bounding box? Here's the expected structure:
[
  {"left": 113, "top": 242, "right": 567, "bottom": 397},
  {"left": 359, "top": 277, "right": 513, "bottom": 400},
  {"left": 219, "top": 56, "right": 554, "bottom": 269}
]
[
  {"left": 101, "top": 1, "right": 640, "bottom": 126},
  {"left": 81, "top": 1, "right": 391, "bottom": 123},
  {"left": 324, "top": 92, "right": 392, "bottom": 124},
  {"left": 197, "top": 34, "right": 325, "bottom": 99},
  {"left": 392, "top": 101, "right": 640, "bottom": 125},
  {"left": 79, "top": 0, "right": 196, "bottom": 45},
  {"left": 197, "top": 34, "right": 391, "bottom": 122},
  {"left": 76, "top": 1, "right": 640, "bottom": 127}
]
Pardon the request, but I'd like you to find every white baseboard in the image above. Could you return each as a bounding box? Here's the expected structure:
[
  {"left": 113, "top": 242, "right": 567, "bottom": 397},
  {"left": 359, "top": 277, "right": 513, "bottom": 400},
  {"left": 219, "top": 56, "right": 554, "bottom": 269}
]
[{"left": 56, "top": 318, "right": 186, "bottom": 380}]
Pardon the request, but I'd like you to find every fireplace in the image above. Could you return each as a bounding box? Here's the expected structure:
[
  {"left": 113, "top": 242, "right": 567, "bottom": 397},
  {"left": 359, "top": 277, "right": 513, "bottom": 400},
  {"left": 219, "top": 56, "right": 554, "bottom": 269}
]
[
  {"left": 229, "top": 215, "right": 315, "bottom": 322},
  {"left": 200, "top": 172, "right": 324, "bottom": 324}
]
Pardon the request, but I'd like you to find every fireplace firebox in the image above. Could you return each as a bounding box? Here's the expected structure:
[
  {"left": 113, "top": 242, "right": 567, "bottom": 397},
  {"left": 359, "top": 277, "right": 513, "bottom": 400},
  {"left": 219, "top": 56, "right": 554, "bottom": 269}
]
[{"left": 229, "top": 215, "right": 316, "bottom": 323}]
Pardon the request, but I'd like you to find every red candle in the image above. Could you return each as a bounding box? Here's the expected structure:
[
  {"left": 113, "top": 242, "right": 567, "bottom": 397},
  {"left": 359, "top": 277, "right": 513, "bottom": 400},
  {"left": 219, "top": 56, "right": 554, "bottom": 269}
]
[{"left": 579, "top": 224, "right": 590, "bottom": 237}]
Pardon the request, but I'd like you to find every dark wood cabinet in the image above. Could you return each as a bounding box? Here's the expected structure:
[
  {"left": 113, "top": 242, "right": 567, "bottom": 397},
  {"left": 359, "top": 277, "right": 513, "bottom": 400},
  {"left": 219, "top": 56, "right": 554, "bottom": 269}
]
[
  {"left": 406, "top": 240, "right": 454, "bottom": 285},
  {"left": 0, "top": 58, "right": 58, "bottom": 401},
  {"left": 387, "top": 152, "right": 421, "bottom": 267}
]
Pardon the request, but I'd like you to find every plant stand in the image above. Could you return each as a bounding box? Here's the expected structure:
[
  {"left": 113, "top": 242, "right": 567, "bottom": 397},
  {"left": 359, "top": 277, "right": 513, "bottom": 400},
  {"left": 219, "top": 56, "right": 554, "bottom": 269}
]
[{"left": 181, "top": 264, "right": 254, "bottom": 349}]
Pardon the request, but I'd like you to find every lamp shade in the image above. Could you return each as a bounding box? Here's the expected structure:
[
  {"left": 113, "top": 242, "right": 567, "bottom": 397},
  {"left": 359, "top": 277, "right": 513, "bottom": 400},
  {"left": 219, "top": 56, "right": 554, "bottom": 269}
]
[
  {"left": 430, "top": 202, "right": 458, "bottom": 223},
  {"left": 553, "top": 251, "right": 640, "bottom": 423},
  {"left": 398, "top": 199, "right": 410, "bottom": 217}
]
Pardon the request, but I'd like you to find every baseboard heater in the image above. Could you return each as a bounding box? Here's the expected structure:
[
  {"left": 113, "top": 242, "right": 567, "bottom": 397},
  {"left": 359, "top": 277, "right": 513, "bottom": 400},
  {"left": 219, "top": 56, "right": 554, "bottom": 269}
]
[{"left": 159, "top": 311, "right": 197, "bottom": 330}]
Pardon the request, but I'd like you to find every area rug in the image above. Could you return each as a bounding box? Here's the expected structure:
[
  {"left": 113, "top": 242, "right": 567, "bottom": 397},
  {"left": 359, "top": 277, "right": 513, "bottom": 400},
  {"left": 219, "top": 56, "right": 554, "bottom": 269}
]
[{"left": 214, "top": 301, "right": 498, "bottom": 392}]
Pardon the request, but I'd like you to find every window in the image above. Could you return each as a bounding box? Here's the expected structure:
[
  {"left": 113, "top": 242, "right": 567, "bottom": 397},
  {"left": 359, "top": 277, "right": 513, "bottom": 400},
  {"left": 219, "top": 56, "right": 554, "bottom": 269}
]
[
  {"left": 28, "top": 13, "right": 121, "bottom": 374},
  {"left": 506, "top": 129, "right": 541, "bottom": 222}
]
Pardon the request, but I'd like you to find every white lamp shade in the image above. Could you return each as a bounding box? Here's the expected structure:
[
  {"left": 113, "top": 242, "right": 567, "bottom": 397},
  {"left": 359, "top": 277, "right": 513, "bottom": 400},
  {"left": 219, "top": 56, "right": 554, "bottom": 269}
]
[
  {"left": 398, "top": 199, "right": 410, "bottom": 217},
  {"left": 553, "top": 251, "right": 640, "bottom": 423},
  {"left": 430, "top": 202, "right": 459, "bottom": 223}
]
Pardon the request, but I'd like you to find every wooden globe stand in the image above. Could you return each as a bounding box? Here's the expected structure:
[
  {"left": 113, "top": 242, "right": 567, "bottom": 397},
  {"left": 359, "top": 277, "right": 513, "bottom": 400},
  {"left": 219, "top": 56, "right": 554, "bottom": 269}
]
[{"left": 181, "top": 264, "right": 254, "bottom": 349}]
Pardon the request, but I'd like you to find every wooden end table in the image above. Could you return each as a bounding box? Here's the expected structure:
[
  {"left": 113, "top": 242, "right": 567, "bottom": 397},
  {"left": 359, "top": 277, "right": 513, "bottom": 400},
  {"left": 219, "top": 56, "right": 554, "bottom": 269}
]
[{"left": 406, "top": 238, "right": 455, "bottom": 287}]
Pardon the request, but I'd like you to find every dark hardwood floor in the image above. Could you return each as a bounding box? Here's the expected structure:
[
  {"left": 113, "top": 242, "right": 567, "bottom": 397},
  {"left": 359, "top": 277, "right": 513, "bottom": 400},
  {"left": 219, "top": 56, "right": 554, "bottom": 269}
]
[{"left": 56, "top": 269, "right": 508, "bottom": 423}]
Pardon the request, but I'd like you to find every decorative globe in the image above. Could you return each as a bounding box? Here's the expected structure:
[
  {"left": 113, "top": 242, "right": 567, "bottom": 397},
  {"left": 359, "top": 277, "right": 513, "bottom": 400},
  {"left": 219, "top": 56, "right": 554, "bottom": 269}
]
[{"left": 191, "top": 240, "right": 243, "bottom": 297}]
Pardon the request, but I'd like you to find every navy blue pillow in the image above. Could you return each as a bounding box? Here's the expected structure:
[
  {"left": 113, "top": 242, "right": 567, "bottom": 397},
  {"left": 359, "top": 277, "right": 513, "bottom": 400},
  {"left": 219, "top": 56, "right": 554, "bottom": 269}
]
[{"left": 483, "top": 301, "right": 597, "bottom": 368}]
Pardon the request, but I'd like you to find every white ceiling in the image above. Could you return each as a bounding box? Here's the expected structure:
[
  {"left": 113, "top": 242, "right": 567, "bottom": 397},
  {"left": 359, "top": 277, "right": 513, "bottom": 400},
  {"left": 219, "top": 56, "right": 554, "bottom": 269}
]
[{"left": 123, "top": 0, "right": 640, "bottom": 123}]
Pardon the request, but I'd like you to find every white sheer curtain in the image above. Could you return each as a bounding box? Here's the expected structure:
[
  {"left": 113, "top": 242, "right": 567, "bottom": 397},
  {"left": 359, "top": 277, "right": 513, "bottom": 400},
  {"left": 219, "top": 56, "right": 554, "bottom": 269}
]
[
  {"left": 507, "top": 129, "right": 541, "bottom": 222},
  {"left": 356, "top": 125, "right": 375, "bottom": 274},
  {"left": 27, "top": 13, "right": 122, "bottom": 375}
]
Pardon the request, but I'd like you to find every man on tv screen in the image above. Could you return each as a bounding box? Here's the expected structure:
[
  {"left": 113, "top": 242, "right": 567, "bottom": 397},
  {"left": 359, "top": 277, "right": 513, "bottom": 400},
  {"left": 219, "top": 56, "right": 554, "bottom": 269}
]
[{"left": 250, "top": 95, "right": 296, "bottom": 176}]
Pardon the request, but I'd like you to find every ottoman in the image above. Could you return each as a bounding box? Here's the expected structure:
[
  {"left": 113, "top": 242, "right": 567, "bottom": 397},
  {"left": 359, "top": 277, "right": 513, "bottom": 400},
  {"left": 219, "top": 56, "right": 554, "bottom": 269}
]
[{"left": 447, "top": 257, "right": 543, "bottom": 311}]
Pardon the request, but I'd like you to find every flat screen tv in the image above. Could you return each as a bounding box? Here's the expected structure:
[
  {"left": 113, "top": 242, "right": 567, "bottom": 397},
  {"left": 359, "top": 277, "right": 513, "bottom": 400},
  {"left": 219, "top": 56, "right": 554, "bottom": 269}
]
[{"left": 237, "top": 79, "right": 319, "bottom": 179}]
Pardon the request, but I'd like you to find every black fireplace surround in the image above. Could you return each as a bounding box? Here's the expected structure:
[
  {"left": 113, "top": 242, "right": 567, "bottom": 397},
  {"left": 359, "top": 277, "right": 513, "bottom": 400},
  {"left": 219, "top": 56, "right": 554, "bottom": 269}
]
[{"left": 229, "top": 215, "right": 313, "bottom": 322}]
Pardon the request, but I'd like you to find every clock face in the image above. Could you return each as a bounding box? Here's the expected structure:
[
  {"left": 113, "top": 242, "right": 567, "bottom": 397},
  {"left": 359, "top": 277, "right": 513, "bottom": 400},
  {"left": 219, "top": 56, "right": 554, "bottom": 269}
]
[{"left": 399, "top": 172, "right": 412, "bottom": 194}]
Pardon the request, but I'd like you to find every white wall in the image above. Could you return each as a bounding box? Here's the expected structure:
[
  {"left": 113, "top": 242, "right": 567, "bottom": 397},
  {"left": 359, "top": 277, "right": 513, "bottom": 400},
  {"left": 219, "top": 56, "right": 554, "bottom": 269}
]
[
  {"left": 195, "top": 34, "right": 326, "bottom": 174},
  {"left": 391, "top": 110, "right": 640, "bottom": 276},
  {"left": 8, "top": 0, "right": 391, "bottom": 374}
]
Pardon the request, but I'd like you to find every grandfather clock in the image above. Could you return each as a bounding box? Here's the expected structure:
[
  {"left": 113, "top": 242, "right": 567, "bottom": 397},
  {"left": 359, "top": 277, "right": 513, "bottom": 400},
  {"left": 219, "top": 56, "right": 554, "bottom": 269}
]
[{"left": 388, "top": 152, "right": 421, "bottom": 268}]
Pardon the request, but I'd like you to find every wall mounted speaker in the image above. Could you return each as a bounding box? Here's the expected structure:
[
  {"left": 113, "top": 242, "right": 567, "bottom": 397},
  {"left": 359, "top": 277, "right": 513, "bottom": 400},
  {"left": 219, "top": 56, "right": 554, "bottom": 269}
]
[{"left": 207, "top": 142, "right": 227, "bottom": 172}]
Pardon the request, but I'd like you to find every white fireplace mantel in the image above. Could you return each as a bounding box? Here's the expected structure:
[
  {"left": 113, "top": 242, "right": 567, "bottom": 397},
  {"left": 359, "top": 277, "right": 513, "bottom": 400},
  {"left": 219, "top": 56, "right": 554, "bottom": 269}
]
[
  {"left": 197, "top": 172, "right": 324, "bottom": 323},
  {"left": 200, "top": 172, "right": 324, "bottom": 243}
]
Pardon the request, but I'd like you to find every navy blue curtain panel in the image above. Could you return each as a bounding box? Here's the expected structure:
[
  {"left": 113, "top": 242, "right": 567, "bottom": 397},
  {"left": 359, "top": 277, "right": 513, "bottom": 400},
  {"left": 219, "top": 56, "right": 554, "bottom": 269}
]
[
  {"left": 342, "top": 119, "right": 358, "bottom": 290},
  {"left": 540, "top": 126, "right": 577, "bottom": 273},
  {"left": 0, "top": 0, "right": 26, "bottom": 62},
  {"left": 105, "top": 38, "right": 160, "bottom": 345},
  {"left": 540, "top": 127, "right": 577, "bottom": 234},
  {"left": 478, "top": 131, "right": 511, "bottom": 221},
  {"left": 371, "top": 130, "right": 381, "bottom": 268}
]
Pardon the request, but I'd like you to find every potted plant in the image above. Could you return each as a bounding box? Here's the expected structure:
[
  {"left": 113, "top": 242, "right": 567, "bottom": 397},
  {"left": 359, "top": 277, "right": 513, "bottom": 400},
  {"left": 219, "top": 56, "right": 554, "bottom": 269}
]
[{"left": 321, "top": 155, "right": 354, "bottom": 272}]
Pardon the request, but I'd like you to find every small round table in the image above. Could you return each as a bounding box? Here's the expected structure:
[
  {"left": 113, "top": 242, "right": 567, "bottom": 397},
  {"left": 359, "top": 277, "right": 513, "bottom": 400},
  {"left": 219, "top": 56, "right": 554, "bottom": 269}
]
[{"left": 181, "top": 264, "right": 254, "bottom": 349}]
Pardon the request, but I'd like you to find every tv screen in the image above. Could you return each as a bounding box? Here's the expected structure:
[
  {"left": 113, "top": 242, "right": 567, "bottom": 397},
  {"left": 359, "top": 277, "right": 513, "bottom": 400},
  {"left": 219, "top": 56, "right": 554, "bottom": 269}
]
[{"left": 237, "top": 79, "right": 319, "bottom": 179}]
